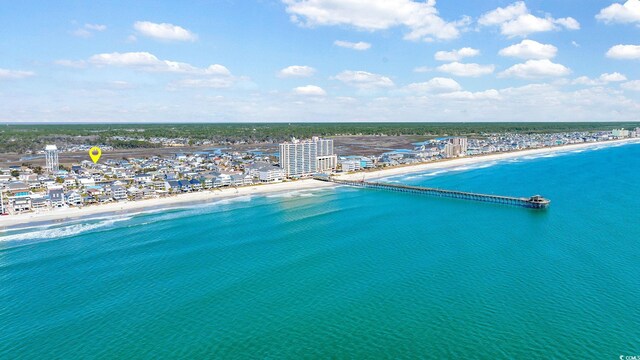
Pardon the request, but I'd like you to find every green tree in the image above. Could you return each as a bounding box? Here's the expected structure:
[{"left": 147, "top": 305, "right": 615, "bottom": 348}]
[{"left": 10, "top": 170, "right": 19, "bottom": 178}]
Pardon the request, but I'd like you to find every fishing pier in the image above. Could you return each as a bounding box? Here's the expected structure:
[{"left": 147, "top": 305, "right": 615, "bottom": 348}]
[{"left": 314, "top": 176, "right": 550, "bottom": 209}]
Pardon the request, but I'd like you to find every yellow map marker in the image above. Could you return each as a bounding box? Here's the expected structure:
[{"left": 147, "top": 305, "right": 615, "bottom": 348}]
[{"left": 89, "top": 147, "right": 102, "bottom": 163}]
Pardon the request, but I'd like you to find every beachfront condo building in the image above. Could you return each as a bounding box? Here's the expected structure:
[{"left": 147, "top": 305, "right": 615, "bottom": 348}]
[
  {"left": 443, "top": 137, "right": 468, "bottom": 158},
  {"left": 279, "top": 137, "right": 337, "bottom": 178}
]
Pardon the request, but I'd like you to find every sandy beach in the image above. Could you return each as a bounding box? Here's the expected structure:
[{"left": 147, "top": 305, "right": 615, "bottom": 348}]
[{"left": 2, "top": 137, "right": 639, "bottom": 230}]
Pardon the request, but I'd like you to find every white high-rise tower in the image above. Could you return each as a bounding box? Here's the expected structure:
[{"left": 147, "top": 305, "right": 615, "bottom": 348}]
[
  {"left": 45, "top": 145, "right": 59, "bottom": 173},
  {"left": 279, "top": 137, "right": 337, "bottom": 178}
]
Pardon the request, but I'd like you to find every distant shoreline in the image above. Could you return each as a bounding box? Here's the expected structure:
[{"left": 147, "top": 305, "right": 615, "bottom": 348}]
[{"left": 2, "top": 137, "right": 639, "bottom": 231}]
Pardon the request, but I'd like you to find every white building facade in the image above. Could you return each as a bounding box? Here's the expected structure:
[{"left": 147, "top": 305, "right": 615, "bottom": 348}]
[
  {"left": 443, "top": 137, "right": 468, "bottom": 158},
  {"left": 45, "top": 145, "right": 59, "bottom": 173},
  {"left": 279, "top": 137, "right": 337, "bottom": 178}
]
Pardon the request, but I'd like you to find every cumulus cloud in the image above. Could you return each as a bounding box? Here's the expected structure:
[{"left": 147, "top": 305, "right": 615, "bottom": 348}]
[
  {"left": 436, "top": 62, "right": 495, "bottom": 77},
  {"left": 600, "top": 72, "right": 628, "bottom": 82},
  {"left": 0, "top": 68, "right": 35, "bottom": 79},
  {"left": 79, "top": 52, "right": 237, "bottom": 88},
  {"left": 596, "top": 0, "right": 640, "bottom": 25},
  {"left": 499, "top": 40, "right": 557, "bottom": 59},
  {"left": 479, "top": 1, "right": 579, "bottom": 37},
  {"left": 87, "top": 52, "right": 232, "bottom": 76},
  {"left": 332, "top": 70, "right": 395, "bottom": 89},
  {"left": 573, "top": 72, "right": 628, "bottom": 86},
  {"left": 434, "top": 47, "right": 479, "bottom": 61},
  {"left": 606, "top": 44, "right": 640, "bottom": 59},
  {"left": 621, "top": 80, "right": 640, "bottom": 91},
  {"left": 334, "top": 40, "right": 371, "bottom": 50},
  {"left": 278, "top": 65, "right": 316, "bottom": 78},
  {"left": 283, "top": 0, "right": 468, "bottom": 41},
  {"left": 134, "top": 21, "right": 197, "bottom": 41},
  {"left": 405, "top": 77, "right": 462, "bottom": 93},
  {"left": 500, "top": 59, "right": 570, "bottom": 78},
  {"left": 294, "top": 85, "right": 327, "bottom": 96}
]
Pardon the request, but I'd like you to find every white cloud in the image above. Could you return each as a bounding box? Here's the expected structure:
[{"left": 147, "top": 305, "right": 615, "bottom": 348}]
[
  {"left": 5, "top": 82, "right": 640, "bottom": 123},
  {"left": 334, "top": 40, "right": 371, "bottom": 50},
  {"left": 278, "top": 65, "right": 316, "bottom": 78},
  {"left": 332, "top": 70, "right": 395, "bottom": 89},
  {"left": 72, "top": 28, "right": 92, "bottom": 38},
  {"left": 478, "top": 1, "right": 528, "bottom": 26},
  {"left": 479, "top": 1, "right": 580, "bottom": 37},
  {"left": 0, "top": 68, "right": 35, "bottom": 79},
  {"left": 72, "top": 23, "right": 107, "bottom": 38},
  {"left": 283, "top": 0, "right": 467, "bottom": 41},
  {"left": 573, "top": 72, "right": 628, "bottom": 86},
  {"left": 88, "top": 52, "right": 225, "bottom": 74},
  {"left": 501, "top": 14, "right": 556, "bottom": 37},
  {"left": 434, "top": 47, "right": 479, "bottom": 61},
  {"left": 621, "top": 80, "right": 640, "bottom": 91},
  {"left": 555, "top": 17, "right": 580, "bottom": 30},
  {"left": 405, "top": 77, "right": 462, "bottom": 93},
  {"left": 600, "top": 72, "right": 627, "bottom": 82},
  {"left": 85, "top": 23, "right": 107, "bottom": 31},
  {"left": 606, "top": 44, "right": 640, "bottom": 59},
  {"left": 596, "top": 0, "right": 640, "bottom": 25},
  {"left": 438, "top": 89, "right": 501, "bottom": 100},
  {"left": 133, "top": 21, "right": 197, "bottom": 42},
  {"left": 436, "top": 62, "right": 494, "bottom": 77},
  {"left": 294, "top": 85, "right": 327, "bottom": 96},
  {"left": 500, "top": 59, "right": 570, "bottom": 78},
  {"left": 499, "top": 40, "right": 557, "bottom": 59},
  {"left": 84, "top": 52, "right": 237, "bottom": 88}
]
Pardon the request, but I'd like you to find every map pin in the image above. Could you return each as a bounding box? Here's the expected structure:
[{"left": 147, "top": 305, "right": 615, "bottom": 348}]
[{"left": 89, "top": 147, "right": 102, "bottom": 164}]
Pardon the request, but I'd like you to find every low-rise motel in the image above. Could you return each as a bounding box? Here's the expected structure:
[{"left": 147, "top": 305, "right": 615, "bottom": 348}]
[{"left": 0, "top": 128, "right": 637, "bottom": 215}]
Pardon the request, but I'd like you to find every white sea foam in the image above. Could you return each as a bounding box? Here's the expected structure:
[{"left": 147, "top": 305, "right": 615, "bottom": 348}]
[
  {"left": 0, "top": 217, "right": 132, "bottom": 242},
  {"left": 267, "top": 190, "right": 323, "bottom": 199}
]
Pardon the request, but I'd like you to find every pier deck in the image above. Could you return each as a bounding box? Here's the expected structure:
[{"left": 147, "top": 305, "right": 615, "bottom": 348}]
[{"left": 315, "top": 176, "right": 550, "bottom": 209}]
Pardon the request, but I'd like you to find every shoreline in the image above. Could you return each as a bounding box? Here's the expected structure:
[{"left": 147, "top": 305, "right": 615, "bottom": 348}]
[
  {"left": 335, "top": 138, "right": 640, "bottom": 181},
  {"left": 2, "top": 137, "right": 639, "bottom": 231}
]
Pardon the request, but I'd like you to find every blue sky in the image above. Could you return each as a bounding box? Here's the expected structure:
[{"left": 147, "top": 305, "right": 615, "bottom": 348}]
[{"left": 1, "top": 0, "right": 640, "bottom": 122}]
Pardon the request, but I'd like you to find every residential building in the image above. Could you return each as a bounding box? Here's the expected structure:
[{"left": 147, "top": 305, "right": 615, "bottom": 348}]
[
  {"left": 8, "top": 196, "right": 31, "bottom": 214},
  {"left": 31, "top": 197, "right": 50, "bottom": 211},
  {"left": 279, "top": 136, "right": 337, "bottom": 178},
  {"left": 612, "top": 128, "right": 630, "bottom": 138},
  {"left": 246, "top": 163, "right": 285, "bottom": 183},
  {"left": 112, "top": 185, "right": 127, "bottom": 200},
  {"left": 65, "top": 191, "right": 83, "bottom": 206},
  {"left": 48, "top": 188, "right": 65, "bottom": 208},
  {"left": 443, "top": 137, "right": 468, "bottom": 158}
]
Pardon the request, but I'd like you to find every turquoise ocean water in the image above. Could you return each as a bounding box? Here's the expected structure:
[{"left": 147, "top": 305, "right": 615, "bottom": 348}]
[{"left": 1, "top": 142, "right": 639, "bottom": 359}]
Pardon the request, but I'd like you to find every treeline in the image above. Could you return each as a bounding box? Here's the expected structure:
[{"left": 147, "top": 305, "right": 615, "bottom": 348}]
[{"left": 0, "top": 122, "right": 638, "bottom": 152}]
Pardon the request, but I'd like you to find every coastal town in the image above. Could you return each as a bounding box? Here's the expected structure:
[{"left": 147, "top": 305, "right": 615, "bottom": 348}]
[{"left": 1, "top": 128, "right": 638, "bottom": 216}]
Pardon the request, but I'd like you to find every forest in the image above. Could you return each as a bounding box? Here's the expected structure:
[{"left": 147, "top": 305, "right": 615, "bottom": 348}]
[{"left": 1, "top": 122, "right": 638, "bottom": 153}]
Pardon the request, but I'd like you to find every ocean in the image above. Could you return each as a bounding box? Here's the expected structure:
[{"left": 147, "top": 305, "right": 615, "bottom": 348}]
[{"left": 1, "top": 142, "right": 639, "bottom": 359}]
